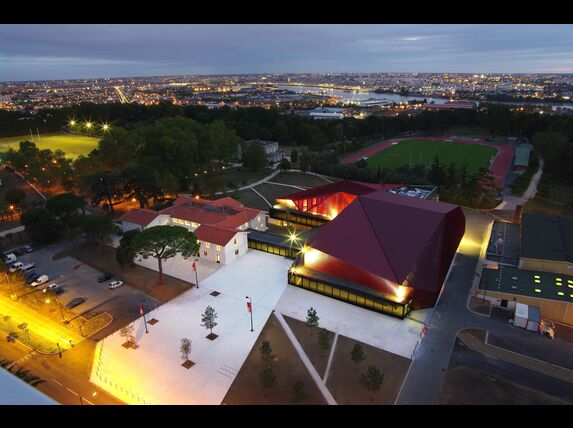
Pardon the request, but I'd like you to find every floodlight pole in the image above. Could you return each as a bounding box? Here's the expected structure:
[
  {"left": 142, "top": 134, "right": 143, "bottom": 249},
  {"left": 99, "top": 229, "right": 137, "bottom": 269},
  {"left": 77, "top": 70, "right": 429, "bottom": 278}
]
[{"left": 246, "top": 296, "right": 253, "bottom": 332}]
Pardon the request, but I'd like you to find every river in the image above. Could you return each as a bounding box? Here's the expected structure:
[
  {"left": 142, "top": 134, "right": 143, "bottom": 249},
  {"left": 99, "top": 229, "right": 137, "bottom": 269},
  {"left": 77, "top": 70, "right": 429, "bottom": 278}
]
[{"left": 276, "top": 85, "right": 449, "bottom": 105}]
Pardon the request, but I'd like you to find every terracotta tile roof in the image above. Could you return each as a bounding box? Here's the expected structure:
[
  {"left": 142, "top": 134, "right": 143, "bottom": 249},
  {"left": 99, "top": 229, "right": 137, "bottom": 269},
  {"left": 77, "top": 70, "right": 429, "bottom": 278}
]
[
  {"left": 119, "top": 209, "right": 159, "bottom": 227},
  {"left": 194, "top": 225, "right": 239, "bottom": 246}
]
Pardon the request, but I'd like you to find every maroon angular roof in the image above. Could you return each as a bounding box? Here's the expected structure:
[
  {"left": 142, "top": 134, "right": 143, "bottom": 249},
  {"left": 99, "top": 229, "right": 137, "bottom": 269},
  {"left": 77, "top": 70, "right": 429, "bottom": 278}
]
[
  {"left": 279, "top": 180, "right": 399, "bottom": 202},
  {"left": 308, "top": 190, "right": 462, "bottom": 284}
]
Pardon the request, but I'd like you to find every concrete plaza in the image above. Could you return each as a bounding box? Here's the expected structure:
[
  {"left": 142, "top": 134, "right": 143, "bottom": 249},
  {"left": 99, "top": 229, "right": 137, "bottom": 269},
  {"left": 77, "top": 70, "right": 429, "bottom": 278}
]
[{"left": 90, "top": 251, "right": 292, "bottom": 404}]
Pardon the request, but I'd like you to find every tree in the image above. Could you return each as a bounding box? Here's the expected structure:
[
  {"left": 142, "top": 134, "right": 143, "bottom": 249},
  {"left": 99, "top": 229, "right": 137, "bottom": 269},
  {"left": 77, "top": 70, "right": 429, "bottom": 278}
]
[
  {"left": 0, "top": 359, "right": 45, "bottom": 387},
  {"left": 116, "top": 229, "right": 140, "bottom": 267},
  {"left": 242, "top": 140, "right": 267, "bottom": 172},
  {"left": 290, "top": 149, "right": 299, "bottom": 163},
  {"left": 318, "top": 329, "right": 331, "bottom": 351},
  {"left": 299, "top": 149, "right": 311, "bottom": 173},
  {"left": 4, "top": 188, "right": 26, "bottom": 208},
  {"left": 306, "top": 307, "right": 319, "bottom": 328},
  {"left": 119, "top": 324, "right": 134, "bottom": 345},
  {"left": 350, "top": 343, "right": 366, "bottom": 367},
  {"left": 130, "top": 225, "right": 200, "bottom": 289},
  {"left": 122, "top": 164, "right": 162, "bottom": 209},
  {"left": 80, "top": 215, "right": 115, "bottom": 243},
  {"left": 259, "top": 340, "right": 273, "bottom": 363},
  {"left": 201, "top": 306, "right": 218, "bottom": 335},
  {"left": 259, "top": 367, "right": 277, "bottom": 394},
  {"left": 279, "top": 157, "right": 291, "bottom": 171},
  {"left": 180, "top": 338, "right": 192, "bottom": 361},
  {"left": 46, "top": 192, "right": 85, "bottom": 221},
  {"left": 360, "top": 366, "right": 384, "bottom": 397},
  {"left": 291, "top": 381, "right": 309, "bottom": 403},
  {"left": 20, "top": 207, "right": 63, "bottom": 243},
  {"left": 87, "top": 170, "right": 123, "bottom": 214}
]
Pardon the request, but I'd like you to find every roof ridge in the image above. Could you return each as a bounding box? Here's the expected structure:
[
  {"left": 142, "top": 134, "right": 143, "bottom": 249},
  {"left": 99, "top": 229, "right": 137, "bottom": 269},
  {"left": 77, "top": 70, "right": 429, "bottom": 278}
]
[{"left": 357, "top": 197, "right": 399, "bottom": 282}]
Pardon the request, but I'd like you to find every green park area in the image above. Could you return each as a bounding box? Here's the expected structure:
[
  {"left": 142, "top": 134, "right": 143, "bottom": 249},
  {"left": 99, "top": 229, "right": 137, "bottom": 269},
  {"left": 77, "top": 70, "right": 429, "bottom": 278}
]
[
  {"left": 367, "top": 139, "right": 497, "bottom": 173},
  {"left": 0, "top": 133, "right": 99, "bottom": 159}
]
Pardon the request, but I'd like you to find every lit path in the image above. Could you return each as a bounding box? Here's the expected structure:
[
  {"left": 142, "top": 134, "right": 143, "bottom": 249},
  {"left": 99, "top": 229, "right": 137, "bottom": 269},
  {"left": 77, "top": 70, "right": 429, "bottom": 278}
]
[
  {"left": 322, "top": 331, "right": 339, "bottom": 384},
  {"left": 266, "top": 181, "right": 308, "bottom": 191},
  {"left": 14, "top": 170, "right": 47, "bottom": 201},
  {"left": 275, "top": 311, "right": 337, "bottom": 405},
  {"left": 214, "top": 169, "right": 281, "bottom": 195},
  {"left": 0, "top": 294, "right": 83, "bottom": 353},
  {"left": 249, "top": 186, "right": 272, "bottom": 208}
]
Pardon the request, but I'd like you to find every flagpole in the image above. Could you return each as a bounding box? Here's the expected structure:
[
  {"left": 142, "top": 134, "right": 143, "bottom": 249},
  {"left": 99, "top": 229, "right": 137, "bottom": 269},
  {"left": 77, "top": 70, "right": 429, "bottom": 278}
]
[
  {"left": 140, "top": 302, "right": 148, "bottom": 333},
  {"left": 246, "top": 296, "right": 253, "bottom": 332}
]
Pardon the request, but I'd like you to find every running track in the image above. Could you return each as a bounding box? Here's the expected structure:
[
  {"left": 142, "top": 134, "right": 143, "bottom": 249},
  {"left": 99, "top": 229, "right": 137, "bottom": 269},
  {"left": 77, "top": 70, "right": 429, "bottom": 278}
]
[{"left": 341, "top": 136, "right": 516, "bottom": 188}]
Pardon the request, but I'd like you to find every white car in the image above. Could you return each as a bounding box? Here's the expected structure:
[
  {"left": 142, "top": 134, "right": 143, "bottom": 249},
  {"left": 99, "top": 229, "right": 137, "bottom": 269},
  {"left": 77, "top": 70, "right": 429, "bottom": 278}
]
[
  {"left": 31, "top": 275, "right": 49, "bottom": 287},
  {"left": 108, "top": 280, "right": 124, "bottom": 289}
]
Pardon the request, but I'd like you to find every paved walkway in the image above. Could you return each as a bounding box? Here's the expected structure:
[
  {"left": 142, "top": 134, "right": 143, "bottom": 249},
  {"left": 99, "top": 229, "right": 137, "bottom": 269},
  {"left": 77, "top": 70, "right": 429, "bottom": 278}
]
[
  {"left": 275, "top": 311, "right": 337, "bottom": 405},
  {"left": 214, "top": 169, "right": 281, "bottom": 195}
]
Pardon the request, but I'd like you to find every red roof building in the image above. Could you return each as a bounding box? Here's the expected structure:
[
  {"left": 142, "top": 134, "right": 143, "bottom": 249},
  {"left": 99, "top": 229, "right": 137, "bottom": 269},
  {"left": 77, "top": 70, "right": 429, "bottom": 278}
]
[{"left": 119, "top": 195, "right": 267, "bottom": 265}]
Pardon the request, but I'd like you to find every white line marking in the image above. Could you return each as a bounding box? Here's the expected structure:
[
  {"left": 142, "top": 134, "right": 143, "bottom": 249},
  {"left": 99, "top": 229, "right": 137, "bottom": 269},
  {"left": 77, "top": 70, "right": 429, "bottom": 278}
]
[
  {"left": 66, "top": 388, "right": 79, "bottom": 396},
  {"left": 51, "top": 378, "right": 63, "bottom": 386}
]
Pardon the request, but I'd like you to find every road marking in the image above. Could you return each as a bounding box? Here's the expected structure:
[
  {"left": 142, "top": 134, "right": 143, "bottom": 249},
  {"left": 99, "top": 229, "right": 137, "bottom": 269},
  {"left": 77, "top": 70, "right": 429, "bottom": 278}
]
[
  {"left": 66, "top": 387, "right": 79, "bottom": 396},
  {"left": 50, "top": 378, "right": 63, "bottom": 386}
]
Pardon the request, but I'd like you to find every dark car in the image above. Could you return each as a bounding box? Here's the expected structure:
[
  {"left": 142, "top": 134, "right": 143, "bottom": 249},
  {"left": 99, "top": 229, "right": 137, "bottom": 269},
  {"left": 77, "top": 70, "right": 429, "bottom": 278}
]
[
  {"left": 13, "top": 247, "right": 25, "bottom": 256},
  {"left": 25, "top": 273, "right": 41, "bottom": 284},
  {"left": 43, "top": 283, "right": 64, "bottom": 295},
  {"left": 65, "top": 297, "right": 86, "bottom": 309},
  {"left": 98, "top": 272, "right": 114, "bottom": 283}
]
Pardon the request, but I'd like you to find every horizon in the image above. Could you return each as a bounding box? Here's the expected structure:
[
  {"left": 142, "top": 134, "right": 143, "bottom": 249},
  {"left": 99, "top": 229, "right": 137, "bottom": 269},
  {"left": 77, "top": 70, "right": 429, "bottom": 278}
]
[{"left": 1, "top": 24, "right": 573, "bottom": 81}]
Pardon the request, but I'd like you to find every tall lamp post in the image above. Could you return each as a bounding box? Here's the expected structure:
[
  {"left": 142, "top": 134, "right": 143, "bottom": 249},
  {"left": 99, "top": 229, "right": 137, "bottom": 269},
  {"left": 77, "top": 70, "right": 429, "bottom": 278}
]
[
  {"left": 246, "top": 296, "right": 253, "bottom": 332},
  {"left": 193, "top": 259, "right": 199, "bottom": 289},
  {"left": 140, "top": 300, "right": 148, "bottom": 334}
]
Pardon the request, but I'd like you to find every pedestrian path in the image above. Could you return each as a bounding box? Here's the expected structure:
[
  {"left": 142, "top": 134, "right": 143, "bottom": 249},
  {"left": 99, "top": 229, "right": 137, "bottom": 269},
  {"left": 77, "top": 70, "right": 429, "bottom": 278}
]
[
  {"left": 274, "top": 311, "right": 337, "bottom": 405},
  {"left": 322, "top": 331, "right": 339, "bottom": 384}
]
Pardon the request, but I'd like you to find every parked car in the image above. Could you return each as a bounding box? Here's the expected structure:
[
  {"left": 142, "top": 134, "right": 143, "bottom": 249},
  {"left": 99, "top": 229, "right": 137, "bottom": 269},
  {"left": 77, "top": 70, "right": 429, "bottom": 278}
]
[
  {"left": 13, "top": 248, "right": 25, "bottom": 256},
  {"left": 26, "top": 273, "right": 41, "bottom": 284},
  {"left": 19, "top": 263, "right": 36, "bottom": 273},
  {"left": 43, "top": 283, "right": 64, "bottom": 294},
  {"left": 9, "top": 262, "right": 23, "bottom": 273},
  {"left": 65, "top": 297, "right": 86, "bottom": 309},
  {"left": 31, "top": 275, "right": 49, "bottom": 287},
  {"left": 3, "top": 253, "right": 17, "bottom": 264},
  {"left": 98, "top": 272, "right": 114, "bottom": 283},
  {"left": 108, "top": 280, "right": 124, "bottom": 289},
  {"left": 22, "top": 245, "right": 33, "bottom": 254}
]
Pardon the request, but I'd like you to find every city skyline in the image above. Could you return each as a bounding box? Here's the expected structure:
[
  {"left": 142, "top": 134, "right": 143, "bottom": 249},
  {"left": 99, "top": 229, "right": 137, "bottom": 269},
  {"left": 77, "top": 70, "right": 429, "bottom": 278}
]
[{"left": 1, "top": 24, "right": 573, "bottom": 81}]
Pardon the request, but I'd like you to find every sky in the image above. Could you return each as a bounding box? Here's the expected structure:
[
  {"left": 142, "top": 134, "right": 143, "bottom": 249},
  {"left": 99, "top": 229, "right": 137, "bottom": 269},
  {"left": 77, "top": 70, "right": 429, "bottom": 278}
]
[{"left": 1, "top": 24, "right": 573, "bottom": 81}]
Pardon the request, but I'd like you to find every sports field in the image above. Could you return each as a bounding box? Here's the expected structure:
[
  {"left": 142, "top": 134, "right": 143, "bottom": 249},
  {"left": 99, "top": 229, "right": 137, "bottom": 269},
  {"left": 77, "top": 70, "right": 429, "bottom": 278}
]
[
  {"left": 366, "top": 139, "right": 497, "bottom": 173},
  {"left": 0, "top": 133, "right": 100, "bottom": 158}
]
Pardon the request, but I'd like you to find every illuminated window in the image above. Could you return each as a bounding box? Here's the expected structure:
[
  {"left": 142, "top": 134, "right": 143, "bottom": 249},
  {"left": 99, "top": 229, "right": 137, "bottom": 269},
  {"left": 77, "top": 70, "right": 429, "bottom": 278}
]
[
  {"left": 558, "top": 292, "right": 565, "bottom": 296},
  {"left": 534, "top": 275, "right": 540, "bottom": 279},
  {"left": 534, "top": 289, "right": 541, "bottom": 293},
  {"left": 534, "top": 279, "right": 541, "bottom": 283},
  {"left": 185, "top": 221, "right": 191, "bottom": 226},
  {"left": 557, "top": 282, "right": 563, "bottom": 286},
  {"left": 556, "top": 278, "right": 562, "bottom": 281},
  {"left": 234, "top": 238, "right": 237, "bottom": 245},
  {"left": 206, "top": 242, "right": 210, "bottom": 248},
  {"left": 216, "top": 245, "right": 221, "bottom": 251},
  {"left": 191, "top": 222, "right": 199, "bottom": 228}
]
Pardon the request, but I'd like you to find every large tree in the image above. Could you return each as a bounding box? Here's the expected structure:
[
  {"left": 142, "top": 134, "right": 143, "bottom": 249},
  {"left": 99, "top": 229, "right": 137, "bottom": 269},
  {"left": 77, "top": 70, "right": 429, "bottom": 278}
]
[
  {"left": 242, "top": 140, "right": 267, "bottom": 172},
  {"left": 130, "top": 225, "right": 200, "bottom": 291},
  {"left": 122, "top": 164, "right": 162, "bottom": 209},
  {"left": 80, "top": 215, "right": 115, "bottom": 243},
  {"left": 46, "top": 192, "right": 85, "bottom": 221},
  {"left": 87, "top": 171, "right": 123, "bottom": 214},
  {"left": 20, "top": 207, "right": 63, "bottom": 243}
]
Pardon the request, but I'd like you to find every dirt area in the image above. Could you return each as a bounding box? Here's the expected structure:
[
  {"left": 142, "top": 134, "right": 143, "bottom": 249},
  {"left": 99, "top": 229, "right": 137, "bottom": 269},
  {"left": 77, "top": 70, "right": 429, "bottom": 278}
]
[
  {"left": 226, "top": 188, "right": 271, "bottom": 211},
  {"left": 54, "top": 241, "right": 192, "bottom": 303},
  {"left": 222, "top": 313, "right": 327, "bottom": 405},
  {"left": 439, "top": 365, "right": 570, "bottom": 405},
  {"left": 326, "top": 334, "right": 411, "bottom": 404},
  {"left": 468, "top": 296, "right": 492, "bottom": 316},
  {"left": 284, "top": 315, "right": 334, "bottom": 377},
  {"left": 273, "top": 172, "right": 337, "bottom": 188}
]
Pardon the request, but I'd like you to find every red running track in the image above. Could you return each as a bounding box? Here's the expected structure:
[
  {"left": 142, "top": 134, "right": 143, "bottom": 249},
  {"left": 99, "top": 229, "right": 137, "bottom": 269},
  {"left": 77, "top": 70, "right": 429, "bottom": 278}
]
[{"left": 341, "top": 136, "right": 515, "bottom": 188}]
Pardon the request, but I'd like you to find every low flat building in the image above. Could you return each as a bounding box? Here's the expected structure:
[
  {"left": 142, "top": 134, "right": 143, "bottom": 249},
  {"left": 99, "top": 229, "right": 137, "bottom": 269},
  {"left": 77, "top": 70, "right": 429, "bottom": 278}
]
[
  {"left": 309, "top": 107, "right": 345, "bottom": 120},
  {"left": 513, "top": 143, "right": 533, "bottom": 170},
  {"left": 119, "top": 195, "right": 267, "bottom": 265},
  {"left": 240, "top": 139, "right": 283, "bottom": 163}
]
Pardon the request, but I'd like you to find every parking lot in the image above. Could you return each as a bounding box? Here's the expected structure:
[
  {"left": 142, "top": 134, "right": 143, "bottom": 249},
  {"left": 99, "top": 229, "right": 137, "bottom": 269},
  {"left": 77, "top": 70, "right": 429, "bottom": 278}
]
[{"left": 6, "top": 242, "right": 161, "bottom": 339}]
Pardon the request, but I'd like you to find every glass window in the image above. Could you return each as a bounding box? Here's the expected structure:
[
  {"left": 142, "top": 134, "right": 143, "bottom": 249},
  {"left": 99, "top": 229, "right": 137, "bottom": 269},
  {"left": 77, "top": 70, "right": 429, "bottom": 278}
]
[
  {"left": 332, "top": 288, "right": 340, "bottom": 298},
  {"left": 324, "top": 285, "right": 332, "bottom": 296},
  {"left": 234, "top": 238, "right": 237, "bottom": 245},
  {"left": 364, "top": 298, "right": 374, "bottom": 309},
  {"left": 185, "top": 221, "right": 191, "bottom": 226},
  {"left": 347, "top": 293, "right": 357, "bottom": 304},
  {"left": 303, "top": 278, "right": 310, "bottom": 287},
  {"left": 203, "top": 250, "right": 207, "bottom": 256},
  {"left": 206, "top": 242, "right": 210, "bottom": 248},
  {"left": 356, "top": 295, "right": 365, "bottom": 306},
  {"left": 317, "top": 283, "right": 325, "bottom": 293},
  {"left": 309, "top": 281, "right": 317, "bottom": 291},
  {"left": 216, "top": 245, "right": 221, "bottom": 251},
  {"left": 340, "top": 290, "right": 349, "bottom": 301}
]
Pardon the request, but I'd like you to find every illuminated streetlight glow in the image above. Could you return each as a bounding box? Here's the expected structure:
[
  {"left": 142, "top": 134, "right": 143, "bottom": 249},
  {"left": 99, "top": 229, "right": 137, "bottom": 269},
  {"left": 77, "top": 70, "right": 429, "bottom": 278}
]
[
  {"left": 102, "top": 123, "right": 110, "bottom": 131},
  {"left": 69, "top": 120, "right": 76, "bottom": 126},
  {"left": 85, "top": 121, "right": 93, "bottom": 129}
]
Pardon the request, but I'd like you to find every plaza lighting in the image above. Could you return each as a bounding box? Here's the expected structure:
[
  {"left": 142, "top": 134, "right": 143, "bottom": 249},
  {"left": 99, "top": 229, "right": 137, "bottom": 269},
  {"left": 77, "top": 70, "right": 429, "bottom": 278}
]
[
  {"left": 69, "top": 120, "right": 76, "bottom": 126},
  {"left": 102, "top": 123, "right": 110, "bottom": 132},
  {"left": 85, "top": 121, "right": 93, "bottom": 129},
  {"left": 288, "top": 231, "right": 299, "bottom": 243}
]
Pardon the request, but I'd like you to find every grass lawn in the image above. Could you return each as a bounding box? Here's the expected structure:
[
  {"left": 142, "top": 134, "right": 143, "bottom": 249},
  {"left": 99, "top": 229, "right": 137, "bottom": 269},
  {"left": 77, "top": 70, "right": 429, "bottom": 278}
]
[
  {"left": 367, "top": 139, "right": 497, "bottom": 173},
  {"left": 525, "top": 175, "right": 573, "bottom": 218},
  {"left": 0, "top": 133, "right": 100, "bottom": 159}
]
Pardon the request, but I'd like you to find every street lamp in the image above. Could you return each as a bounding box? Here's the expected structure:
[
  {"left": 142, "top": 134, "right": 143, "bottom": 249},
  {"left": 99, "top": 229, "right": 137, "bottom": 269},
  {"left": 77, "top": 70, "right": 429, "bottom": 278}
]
[
  {"left": 45, "top": 295, "right": 66, "bottom": 323},
  {"left": 192, "top": 259, "right": 199, "bottom": 289},
  {"left": 246, "top": 296, "right": 253, "bottom": 332}
]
